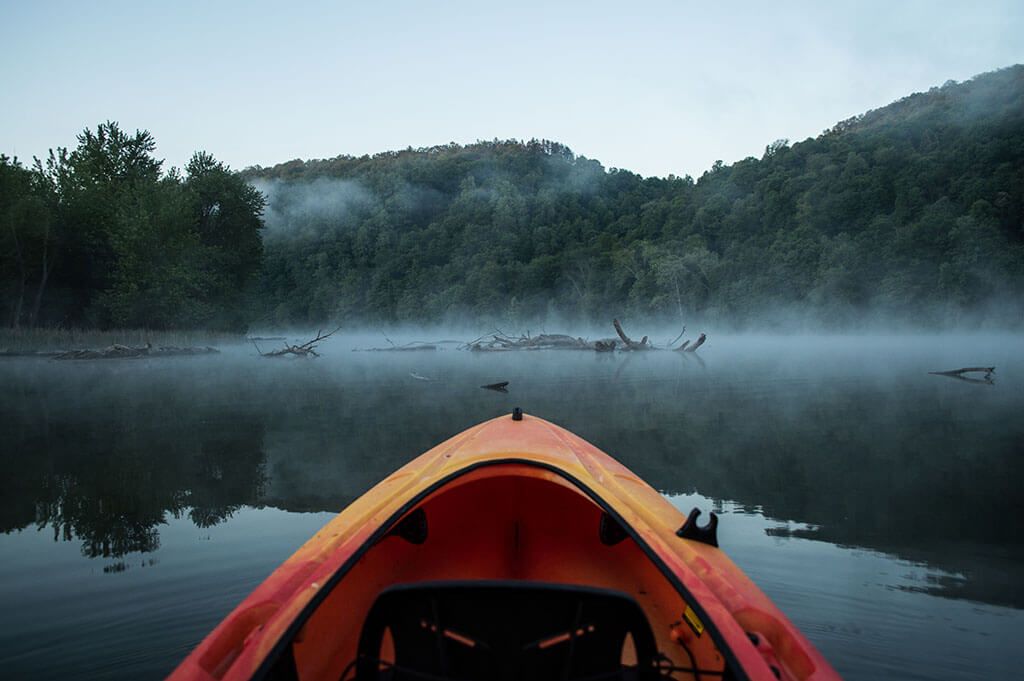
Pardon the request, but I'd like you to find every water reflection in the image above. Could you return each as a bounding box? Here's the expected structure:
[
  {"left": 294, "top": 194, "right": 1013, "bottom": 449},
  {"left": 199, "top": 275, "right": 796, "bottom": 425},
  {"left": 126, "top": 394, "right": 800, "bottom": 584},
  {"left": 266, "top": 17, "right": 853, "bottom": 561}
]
[
  {"left": 1, "top": 358, "right": 268, "bottom": 560},
  {"left": 0, "top": 338, "right": 1022, "bottom": 681},
  {"left": 1, "top": 338, "right": 1021, "bottom": 613},
  {"left": 27, "top": 420, "right": 266, "bottom": 560},
  {"left": 668, "top": 492, "right": 1024, "bottom": 681}
]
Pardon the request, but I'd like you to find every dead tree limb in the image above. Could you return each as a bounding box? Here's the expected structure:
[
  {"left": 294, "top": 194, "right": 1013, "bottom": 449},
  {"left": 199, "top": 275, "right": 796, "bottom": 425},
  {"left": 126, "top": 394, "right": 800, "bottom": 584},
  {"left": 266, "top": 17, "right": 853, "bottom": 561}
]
[
  {"left": 612, "top": 318, "right": 632, "bottom": 344},
  {"left": 674, "top": 332, "right": 707, "bottom": 352},
  {"left": 612, "top": 319, "right": 650, "bottom": 351},
  {"left": 260, "top": 326, "right": 341, "bottom": 358},
  {"left": 685, "top": 333, "right": 707, "bottom": 353},
  {"left": 668, "top": 325, "right": 687, "bottom": 347}
]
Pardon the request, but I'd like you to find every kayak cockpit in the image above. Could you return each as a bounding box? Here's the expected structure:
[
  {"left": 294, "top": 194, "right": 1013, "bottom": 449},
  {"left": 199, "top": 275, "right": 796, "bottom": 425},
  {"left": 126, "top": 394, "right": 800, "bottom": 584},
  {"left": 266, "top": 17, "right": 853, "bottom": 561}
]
[
  {"left": 348, "top": 581, "right": 664, "bottom": 680},
  {"left": 262, "top": 463, "right": 735, "bottom": 681}
]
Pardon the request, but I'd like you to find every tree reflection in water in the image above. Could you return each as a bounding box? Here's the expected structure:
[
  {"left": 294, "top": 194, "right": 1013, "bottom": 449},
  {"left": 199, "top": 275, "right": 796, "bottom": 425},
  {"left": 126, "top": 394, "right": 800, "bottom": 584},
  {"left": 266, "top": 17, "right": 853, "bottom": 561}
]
[{"left": 3, "top": 379, "right": 267, "bottom": 559}]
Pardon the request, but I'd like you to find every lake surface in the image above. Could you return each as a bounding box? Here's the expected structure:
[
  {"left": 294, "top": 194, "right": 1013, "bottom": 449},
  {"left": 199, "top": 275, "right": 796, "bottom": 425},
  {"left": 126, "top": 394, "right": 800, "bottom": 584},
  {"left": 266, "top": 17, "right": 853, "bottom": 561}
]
[{"left": 1, "top": 332, "right": 1022, "bottom": 680}]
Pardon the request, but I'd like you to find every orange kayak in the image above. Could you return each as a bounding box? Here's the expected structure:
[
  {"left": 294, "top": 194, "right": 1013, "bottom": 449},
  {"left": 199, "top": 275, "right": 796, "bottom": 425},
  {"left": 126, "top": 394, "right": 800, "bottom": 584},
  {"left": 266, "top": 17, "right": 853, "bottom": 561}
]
[{"left": 167, "top": 411, "right": 842, "bottom": 681}]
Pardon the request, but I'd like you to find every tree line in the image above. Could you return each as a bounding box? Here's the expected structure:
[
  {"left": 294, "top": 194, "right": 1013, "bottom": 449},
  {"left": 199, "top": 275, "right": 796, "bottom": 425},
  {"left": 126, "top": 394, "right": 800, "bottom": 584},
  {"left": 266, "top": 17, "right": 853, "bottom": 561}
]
[
  {"left": 247, "top": 66, "right": 1023, "bottom": 328},
  {"left": 1, "top": 122, "right": 264, "bottom": 331},
  {"left": 3, "top": 65, "right": 1022, "bottom": 332}
]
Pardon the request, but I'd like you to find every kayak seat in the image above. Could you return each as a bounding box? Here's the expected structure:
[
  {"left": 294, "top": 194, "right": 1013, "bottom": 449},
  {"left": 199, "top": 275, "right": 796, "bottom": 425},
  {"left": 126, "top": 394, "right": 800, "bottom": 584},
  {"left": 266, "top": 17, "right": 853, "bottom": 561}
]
[{"left": 352, "top": 580, "right": 663, "bottom": 680}]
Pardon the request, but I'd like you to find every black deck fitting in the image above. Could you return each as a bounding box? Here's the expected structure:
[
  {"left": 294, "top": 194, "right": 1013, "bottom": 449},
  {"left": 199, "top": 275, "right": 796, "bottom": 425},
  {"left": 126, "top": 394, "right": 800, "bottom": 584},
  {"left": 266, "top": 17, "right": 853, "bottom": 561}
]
[{"left": 676, "top": 507, "right": 719, "bottom": 547}]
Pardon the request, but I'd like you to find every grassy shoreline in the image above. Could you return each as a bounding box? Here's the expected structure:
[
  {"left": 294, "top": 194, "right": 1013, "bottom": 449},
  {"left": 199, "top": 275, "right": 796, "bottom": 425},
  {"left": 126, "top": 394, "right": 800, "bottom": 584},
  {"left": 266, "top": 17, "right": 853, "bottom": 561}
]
[{"left": 0, "top": 327, "right": 246, "bottom": 352}]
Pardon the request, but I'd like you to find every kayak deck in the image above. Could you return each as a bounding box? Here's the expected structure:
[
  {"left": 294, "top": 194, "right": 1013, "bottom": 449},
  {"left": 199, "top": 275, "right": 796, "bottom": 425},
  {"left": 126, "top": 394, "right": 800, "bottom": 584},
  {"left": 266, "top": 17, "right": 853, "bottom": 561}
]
[
  {"left": 169, "top": 413, "right": 840, "bottom": 681},
  {"left": 291, "top": 464, "right": 728, "bottom": 680}
]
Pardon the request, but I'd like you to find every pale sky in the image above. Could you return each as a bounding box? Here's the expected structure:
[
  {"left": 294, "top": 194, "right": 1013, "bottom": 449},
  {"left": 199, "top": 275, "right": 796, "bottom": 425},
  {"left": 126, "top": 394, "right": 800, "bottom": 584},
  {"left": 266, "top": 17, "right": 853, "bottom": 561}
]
[{"left": 2, "top": 0, "right": 1022, "bottom": 179}]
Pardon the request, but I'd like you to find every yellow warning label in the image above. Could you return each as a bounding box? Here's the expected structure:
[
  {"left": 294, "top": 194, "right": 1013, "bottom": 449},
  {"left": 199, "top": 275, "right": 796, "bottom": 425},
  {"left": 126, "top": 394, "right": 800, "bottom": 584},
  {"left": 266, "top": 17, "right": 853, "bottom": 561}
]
[{"left": 683, "top": 605, "right": 704, "bottom": 637}]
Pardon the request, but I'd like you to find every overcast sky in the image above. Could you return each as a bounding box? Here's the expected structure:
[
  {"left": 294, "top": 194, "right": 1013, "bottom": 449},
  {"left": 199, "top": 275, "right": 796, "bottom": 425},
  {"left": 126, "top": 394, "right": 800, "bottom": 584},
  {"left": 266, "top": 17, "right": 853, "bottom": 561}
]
[{"left": 2, "top": 1, "right": 1022, "bottom": 179}]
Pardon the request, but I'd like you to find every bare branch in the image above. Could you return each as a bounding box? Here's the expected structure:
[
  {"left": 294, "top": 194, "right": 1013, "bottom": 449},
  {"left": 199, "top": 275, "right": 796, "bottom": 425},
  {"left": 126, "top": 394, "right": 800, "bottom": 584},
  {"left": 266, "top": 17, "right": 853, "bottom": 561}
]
[{"left": 261, "top": 326, "right": 341, "bottom": 358}]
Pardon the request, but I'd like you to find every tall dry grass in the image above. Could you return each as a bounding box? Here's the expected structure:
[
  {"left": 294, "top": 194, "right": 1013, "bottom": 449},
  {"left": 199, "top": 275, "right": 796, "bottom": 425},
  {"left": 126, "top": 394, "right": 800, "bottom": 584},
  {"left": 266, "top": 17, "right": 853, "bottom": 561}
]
[{"left": 0, "top": 327, "right": 244, "bottom": 351}]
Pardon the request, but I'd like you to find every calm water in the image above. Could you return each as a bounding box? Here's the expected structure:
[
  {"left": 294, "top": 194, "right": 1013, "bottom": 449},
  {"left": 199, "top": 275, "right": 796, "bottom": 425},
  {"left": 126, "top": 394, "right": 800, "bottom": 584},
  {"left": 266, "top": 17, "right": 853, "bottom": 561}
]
[{"left": 1, "top": 333, "right": 1022, "bottom": 680}]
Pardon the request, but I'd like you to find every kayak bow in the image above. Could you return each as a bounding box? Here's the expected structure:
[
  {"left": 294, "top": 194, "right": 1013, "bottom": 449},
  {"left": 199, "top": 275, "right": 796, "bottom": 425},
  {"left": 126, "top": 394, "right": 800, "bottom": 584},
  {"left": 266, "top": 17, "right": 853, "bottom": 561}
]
[{"left": 167, "top": 411, "right": 841, "bottom": 681}]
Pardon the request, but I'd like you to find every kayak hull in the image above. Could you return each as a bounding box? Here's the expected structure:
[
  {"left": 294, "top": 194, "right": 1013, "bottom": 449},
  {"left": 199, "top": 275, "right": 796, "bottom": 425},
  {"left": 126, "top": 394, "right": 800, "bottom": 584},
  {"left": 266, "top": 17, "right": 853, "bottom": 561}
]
[{"left": 167, "top": 413, "right": 841, "bottom": 681}]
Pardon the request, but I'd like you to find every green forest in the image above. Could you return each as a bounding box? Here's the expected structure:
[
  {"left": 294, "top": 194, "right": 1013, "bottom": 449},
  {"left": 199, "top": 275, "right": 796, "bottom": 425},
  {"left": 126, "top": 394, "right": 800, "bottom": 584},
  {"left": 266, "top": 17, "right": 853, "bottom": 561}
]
[
  {"left": 3, "top": 65, "right": 1023, "bottom": 331},
  {"left": 1, "top": 123, "right": 264, "bottom": 331}
]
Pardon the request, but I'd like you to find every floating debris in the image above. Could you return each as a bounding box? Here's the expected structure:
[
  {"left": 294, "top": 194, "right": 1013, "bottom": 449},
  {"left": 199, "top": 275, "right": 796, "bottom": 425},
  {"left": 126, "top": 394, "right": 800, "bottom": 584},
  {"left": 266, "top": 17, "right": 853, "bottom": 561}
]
[
  {"left": 481, "top": 381, "right": 510, "bottom": 393},
  {"left": 929, "top": 366, "right": 995, "bottom": 385}
]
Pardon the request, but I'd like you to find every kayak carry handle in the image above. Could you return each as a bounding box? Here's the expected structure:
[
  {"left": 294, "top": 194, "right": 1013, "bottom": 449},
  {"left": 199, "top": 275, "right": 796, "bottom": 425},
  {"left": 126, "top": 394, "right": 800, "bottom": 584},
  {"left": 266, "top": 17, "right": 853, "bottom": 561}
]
[{"left": 676, "top": 508, "right": 719, "bottom": 547}]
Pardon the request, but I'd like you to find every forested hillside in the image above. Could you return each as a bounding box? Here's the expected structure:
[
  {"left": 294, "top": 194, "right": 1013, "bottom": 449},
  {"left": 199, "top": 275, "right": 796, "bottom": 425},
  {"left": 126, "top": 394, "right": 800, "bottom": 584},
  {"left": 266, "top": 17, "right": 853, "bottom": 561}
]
[
  {"left": 3, "top": 67, "right": 1022, "bottom": 332},
  {"left": 246, "top": 65, "right": 1024, "bottom": 328}
]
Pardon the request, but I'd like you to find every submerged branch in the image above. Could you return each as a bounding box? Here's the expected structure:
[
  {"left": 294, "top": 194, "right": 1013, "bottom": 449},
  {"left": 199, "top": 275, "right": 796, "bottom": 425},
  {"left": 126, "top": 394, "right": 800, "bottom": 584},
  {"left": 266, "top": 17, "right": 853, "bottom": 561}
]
[{"left": 929, "top": 366, "right": 995, "bottom": 385}]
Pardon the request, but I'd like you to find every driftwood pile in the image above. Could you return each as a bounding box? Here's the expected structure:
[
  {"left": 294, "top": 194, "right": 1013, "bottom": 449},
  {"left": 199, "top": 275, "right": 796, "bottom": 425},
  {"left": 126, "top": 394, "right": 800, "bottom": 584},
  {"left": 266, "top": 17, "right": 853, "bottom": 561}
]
[
  {"left": 467, "top": 320, "right": 707, "bottom": 354},
  {"left": 467, "top": 333, "right": 595, "bottom": 351},
  {"left": 612, "top": 319, "right": 706, "bottom": 353}
]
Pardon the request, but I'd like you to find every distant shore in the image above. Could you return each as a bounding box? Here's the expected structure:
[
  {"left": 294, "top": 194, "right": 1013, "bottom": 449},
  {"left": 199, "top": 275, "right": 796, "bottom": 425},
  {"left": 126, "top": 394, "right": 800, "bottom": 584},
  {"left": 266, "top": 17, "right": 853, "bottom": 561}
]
[{"left": 0, "top": 327, "right": 244, "bottom": 353}]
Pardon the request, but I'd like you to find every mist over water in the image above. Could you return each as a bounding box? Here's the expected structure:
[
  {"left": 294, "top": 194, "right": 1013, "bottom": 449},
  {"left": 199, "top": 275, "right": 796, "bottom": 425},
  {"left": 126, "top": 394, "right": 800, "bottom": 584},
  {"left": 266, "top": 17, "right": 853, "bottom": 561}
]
[{"left": 1, "top": 332, "right": 1022, "bottom": 680}]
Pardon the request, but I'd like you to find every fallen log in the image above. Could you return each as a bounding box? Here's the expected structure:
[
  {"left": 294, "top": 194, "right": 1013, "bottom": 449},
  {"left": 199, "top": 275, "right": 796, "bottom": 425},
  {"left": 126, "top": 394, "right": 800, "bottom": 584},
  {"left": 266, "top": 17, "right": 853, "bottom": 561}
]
[
  {"left": 468, "top": 332, "right": 592, "bottom": 351},
  {"left": 685, "top": 333, "right": 707, "bottom": 353},
  {"left": 53, "top": 344, "right": 219, "bottom": 360},
  {"left": 462, "top": 322, "right": 708, "bottom": 354},
  {"left": 356, "top": 338, "right": 464, "bottom": 351}
]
